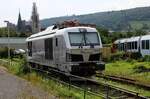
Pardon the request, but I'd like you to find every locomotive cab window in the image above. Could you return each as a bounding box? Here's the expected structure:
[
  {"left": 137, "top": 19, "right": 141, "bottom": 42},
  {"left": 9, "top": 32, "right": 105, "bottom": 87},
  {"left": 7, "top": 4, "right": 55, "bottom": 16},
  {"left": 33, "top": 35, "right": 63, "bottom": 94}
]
[{"left": 68, "top": 32, "right": 100, "bottom": 46}]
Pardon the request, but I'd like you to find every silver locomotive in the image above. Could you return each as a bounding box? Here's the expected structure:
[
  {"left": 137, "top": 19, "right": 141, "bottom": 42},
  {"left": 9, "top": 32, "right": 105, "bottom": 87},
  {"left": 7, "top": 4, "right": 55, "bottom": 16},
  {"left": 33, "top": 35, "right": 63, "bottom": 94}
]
[{"left": 26, "top": 23, "right": 105, "bottom": 75}]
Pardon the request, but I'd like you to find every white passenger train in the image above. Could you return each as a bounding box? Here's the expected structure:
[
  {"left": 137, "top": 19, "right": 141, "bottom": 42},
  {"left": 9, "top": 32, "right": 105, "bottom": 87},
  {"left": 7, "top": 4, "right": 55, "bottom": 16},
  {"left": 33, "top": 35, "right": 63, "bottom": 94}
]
[
  {"left": 114, "top": 35, "right": 150, "bottom": 57},
  {"left": 26, "top": 24, "right": 105, "bottom": 75}
]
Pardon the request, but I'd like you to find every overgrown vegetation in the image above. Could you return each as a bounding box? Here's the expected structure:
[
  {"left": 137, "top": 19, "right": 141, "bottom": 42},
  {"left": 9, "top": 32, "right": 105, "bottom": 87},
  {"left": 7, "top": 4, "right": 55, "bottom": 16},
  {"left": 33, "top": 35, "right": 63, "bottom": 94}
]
[
  {"left": 101, "top": 55, "right": 150, "bottom": 97},
  {"left": 104, "top": 60, "right": 150, "bottom": 85},
  {"left": 0, "top": 27, "right": 29, "bottom": 37},
  {"left": 0, "top": 47, "right": 16, "bottom": 59},
  {"left": 0, "top": 57, "right": 102, "bottom": 99},
  {"left": 96, "top": 27, "right": 147, "bottom": 44}
]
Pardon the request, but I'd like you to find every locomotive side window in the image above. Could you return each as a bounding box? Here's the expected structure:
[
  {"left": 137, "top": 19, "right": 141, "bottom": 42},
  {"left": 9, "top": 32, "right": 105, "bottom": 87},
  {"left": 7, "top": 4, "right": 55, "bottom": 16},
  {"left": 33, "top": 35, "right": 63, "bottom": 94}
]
[
  {"left": 56, "top": 38, "right": 58, "bottom": 47},
  {"left": 45, "top": 38, "right": 53, "bottom": 60},
  {"left": 28, "top": 42, "right": 32, "bottom": 56}
]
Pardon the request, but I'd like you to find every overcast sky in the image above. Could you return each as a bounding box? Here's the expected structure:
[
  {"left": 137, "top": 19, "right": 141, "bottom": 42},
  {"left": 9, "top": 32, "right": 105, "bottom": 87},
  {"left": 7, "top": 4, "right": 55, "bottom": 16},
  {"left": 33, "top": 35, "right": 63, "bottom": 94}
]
[{"left": 0, "top": 0, "right": 150, "bottom": 27}]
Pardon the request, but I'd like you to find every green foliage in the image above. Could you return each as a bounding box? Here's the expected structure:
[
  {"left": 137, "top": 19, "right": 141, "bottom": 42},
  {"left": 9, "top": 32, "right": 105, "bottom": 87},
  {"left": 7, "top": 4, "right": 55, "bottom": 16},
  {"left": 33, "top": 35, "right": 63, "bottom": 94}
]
[
  {"left": 96, "top": 26, "right": 147, "bottom": 44},
  {"left": 130, "top": 52, "right": 142, "bottom": 59},
  {"left": 0, "top": 58, "right": 102, "bottom": 99},
  {"left": 109, "top": 52, "right": 125, "bottom": 61},
  {"left": 133, "top": 65, "right": 150, "bottom": 73},
  {"left": 17, "top": 56, "right": 30, "bottom": 75},
  {"left": 0, "top": 27, "right": 18, "bottom": 37},
  {"left": 142, "top": 55, "right": 150, "bottom": 62},
  {"left": 0, "top": 27, "right": 29, "bottom": 37},
  {"left": 105, "top": 60, "right": 150, "bottom": 85},
  {"left": 41, "top": 6, "right": 150, "bottom": 31},
  {"left": 96, "top": 27, "right": 112, "bottom": 44},
  {"left": 0, "top": 47, "right": 15, "bottom": 58}
]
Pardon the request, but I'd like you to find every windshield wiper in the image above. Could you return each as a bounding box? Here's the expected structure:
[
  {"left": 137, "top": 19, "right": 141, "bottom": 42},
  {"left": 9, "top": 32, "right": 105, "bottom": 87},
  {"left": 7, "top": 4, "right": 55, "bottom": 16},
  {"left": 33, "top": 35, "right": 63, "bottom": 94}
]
[
  {"left": 79, "top": 36, "right": 85, "bottom": 48},
  {"left": 85, "top": 36, "right": 94, "bottom": 48}
]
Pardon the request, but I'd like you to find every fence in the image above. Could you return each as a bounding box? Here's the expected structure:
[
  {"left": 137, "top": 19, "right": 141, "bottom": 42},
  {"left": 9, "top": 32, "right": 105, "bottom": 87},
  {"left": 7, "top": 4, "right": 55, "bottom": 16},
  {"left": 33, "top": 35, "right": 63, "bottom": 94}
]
[{"left": 29, "top": 68, "right": 105, "bottom": 99}]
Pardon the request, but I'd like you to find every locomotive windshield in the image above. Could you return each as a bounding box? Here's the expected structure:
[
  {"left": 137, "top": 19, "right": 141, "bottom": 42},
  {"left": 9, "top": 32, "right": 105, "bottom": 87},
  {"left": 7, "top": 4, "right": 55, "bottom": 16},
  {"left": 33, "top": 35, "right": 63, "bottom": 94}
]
[{"left": 69, "top": 32, "right": 100, "bottom": 46}]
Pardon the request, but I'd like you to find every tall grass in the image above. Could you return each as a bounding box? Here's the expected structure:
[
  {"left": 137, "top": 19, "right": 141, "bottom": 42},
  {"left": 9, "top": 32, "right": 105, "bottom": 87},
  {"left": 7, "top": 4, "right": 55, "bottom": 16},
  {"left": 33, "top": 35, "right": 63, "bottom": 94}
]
[
  {"left": 104, "top": 60, "right": 150, "bottom": 85},
  {"left": 0, "top": 58, "right": 102, "bottom": 99}
]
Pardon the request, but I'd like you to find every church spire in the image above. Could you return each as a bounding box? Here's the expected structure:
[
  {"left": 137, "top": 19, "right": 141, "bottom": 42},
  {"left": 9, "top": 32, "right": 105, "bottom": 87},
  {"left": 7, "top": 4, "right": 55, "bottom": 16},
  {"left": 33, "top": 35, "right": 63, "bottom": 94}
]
[
  {"left": 31, "top": 2, "right": 40, "bottom": 34},
  {"left": 17, "top": 11, "right": 23, "bottom": 33}
]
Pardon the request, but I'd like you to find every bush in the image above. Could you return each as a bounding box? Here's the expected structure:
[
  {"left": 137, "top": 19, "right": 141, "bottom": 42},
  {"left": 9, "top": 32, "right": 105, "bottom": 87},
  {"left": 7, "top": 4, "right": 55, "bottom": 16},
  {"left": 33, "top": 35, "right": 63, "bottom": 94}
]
[
  {"left": 142, "top": 55, "right": 150, "bottom": 62},
  {"left": 130, "top": 52, "right": 142, "bottom": 59},
  {"left": 110, "top": 51, "right": 125, "bottom": 61},
  {"left": 0, "top": 47, "right": 15, "bottom": 58},
  {"left": 133, "top": 65, "right": 149, "bottom": 73},
  {"left": 17, "top": 56, "right": 30, "bottom": 75}
]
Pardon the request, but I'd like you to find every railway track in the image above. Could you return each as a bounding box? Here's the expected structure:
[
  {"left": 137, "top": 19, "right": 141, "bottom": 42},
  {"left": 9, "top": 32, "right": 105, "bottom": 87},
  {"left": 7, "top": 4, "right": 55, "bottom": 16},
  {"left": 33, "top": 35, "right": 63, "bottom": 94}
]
[
  {"left": 96, "top": 73, "right": 150, "bottom": 90},
  {"left": 29, "top": 66, "right": 148, "bottom": 99}
]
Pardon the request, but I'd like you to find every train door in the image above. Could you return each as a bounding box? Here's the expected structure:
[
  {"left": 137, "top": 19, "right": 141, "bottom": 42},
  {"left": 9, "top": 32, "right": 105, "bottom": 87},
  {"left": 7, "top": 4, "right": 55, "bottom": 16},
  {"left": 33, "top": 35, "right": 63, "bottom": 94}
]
[
  {"left": 54, "top": 36, "right": 66, "bottom": 71},
  {"left": 45, "top": 38, "right": 53, "bottom": 60},
  {"left": 54, "top": 36, "right": 60, "bottom": 64}
]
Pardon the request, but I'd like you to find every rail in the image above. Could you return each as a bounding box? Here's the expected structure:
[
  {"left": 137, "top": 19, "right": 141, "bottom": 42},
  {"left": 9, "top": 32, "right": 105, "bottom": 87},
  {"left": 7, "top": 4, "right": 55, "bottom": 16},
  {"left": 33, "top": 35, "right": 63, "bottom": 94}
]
[
  {"left": 96, "top": 74, "right": 150, "bottom": 90},
  {"left": 0, "top": 59, "right": 148, "bottom": 99},
  {"left": 29, "top": 66, "right": 148, "bottom": 99}
]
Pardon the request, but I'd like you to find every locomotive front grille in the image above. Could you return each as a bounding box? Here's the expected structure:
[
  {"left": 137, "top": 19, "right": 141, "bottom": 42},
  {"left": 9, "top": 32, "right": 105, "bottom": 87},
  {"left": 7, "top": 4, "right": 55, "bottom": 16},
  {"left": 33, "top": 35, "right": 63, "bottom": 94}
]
[
  {"left": 66, "top": 53, "right": 83, "bottom": 62},
  {"left": 89, "top": 54, "right": 100, "bottom": 61},
  {"left": 71, "top": 54, "right": 83, "bottom": 62}
]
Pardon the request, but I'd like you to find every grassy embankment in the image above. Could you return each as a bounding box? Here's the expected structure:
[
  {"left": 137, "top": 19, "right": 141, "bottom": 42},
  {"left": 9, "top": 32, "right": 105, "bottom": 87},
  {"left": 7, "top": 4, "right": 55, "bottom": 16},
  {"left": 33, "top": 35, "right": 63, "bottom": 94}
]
[
  {"left": 1, "top": 57, "right": 149, "bottom": 97},
  {"left": 0, "top": 58, "right": 102, "bottom": 99},
  {"left": 101, "top": 60, "right": 150, "bottom": 97}
]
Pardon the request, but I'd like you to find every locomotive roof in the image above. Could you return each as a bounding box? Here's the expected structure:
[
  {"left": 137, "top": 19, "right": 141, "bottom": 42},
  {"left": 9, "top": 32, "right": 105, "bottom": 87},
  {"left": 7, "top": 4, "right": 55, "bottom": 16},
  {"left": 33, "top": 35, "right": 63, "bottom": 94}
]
[{"left": 26, "top": 25, "right": 97, "bottom": 41}]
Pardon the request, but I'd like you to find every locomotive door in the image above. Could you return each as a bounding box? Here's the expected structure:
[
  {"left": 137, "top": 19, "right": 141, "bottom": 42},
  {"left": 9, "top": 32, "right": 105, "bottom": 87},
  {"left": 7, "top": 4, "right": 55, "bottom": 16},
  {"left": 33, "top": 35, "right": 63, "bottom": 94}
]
[{"left": 54, "top": 36, "right": 60, "bottom": 64}]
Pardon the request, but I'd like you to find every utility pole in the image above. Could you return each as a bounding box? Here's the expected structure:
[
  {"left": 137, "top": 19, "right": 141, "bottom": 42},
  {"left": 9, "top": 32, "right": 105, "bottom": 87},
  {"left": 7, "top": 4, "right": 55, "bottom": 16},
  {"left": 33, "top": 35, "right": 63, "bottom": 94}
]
[{"left": 4, "top": 20, "right": 10, "bottom": 66}]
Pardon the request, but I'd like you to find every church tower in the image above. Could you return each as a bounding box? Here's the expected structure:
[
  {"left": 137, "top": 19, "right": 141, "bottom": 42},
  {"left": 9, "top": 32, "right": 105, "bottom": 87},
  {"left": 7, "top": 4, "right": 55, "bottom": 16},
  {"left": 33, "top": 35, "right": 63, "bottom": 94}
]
[
  {"left": 17, "top": 11, "right": 23, "bottom": 33},
  {"left": 31, "top": 2, "right": 40, "bottom": 34}
]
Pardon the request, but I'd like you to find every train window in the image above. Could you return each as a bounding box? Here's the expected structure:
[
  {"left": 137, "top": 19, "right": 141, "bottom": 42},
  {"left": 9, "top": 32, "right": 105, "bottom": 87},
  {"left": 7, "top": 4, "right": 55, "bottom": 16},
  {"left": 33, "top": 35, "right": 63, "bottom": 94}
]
[
  {"left": 142, "top": 40, "right": 145, "bottom": 49},
  {"left": 135, "top": 42, "right": 137, "bottom": 49},
  {"left": 132, "top": 42, "right": 134, "bottom": 49},
  {"left": 28, "top": 42, "right": 32, "bottom": 56},
  {"left": 129, "top": 42, "right": 131, "bottom": 49},
  {"left": 146, "top": 40, "right": 149, "bottom": 49},
  {"left": 56, "top": 38, "right": 58, "bottom": 47},
  {"left": 127, "top": 42, "right": 129, "bottom": 50},
  {"left": 45, "top": 38, "right": 53, "bottom": 60},
  {"left": 118, "top": 43, "right": 122, "bottom": 51},
  {"left": 122, "top": 43, "right": 125, "bottom": 50}
]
